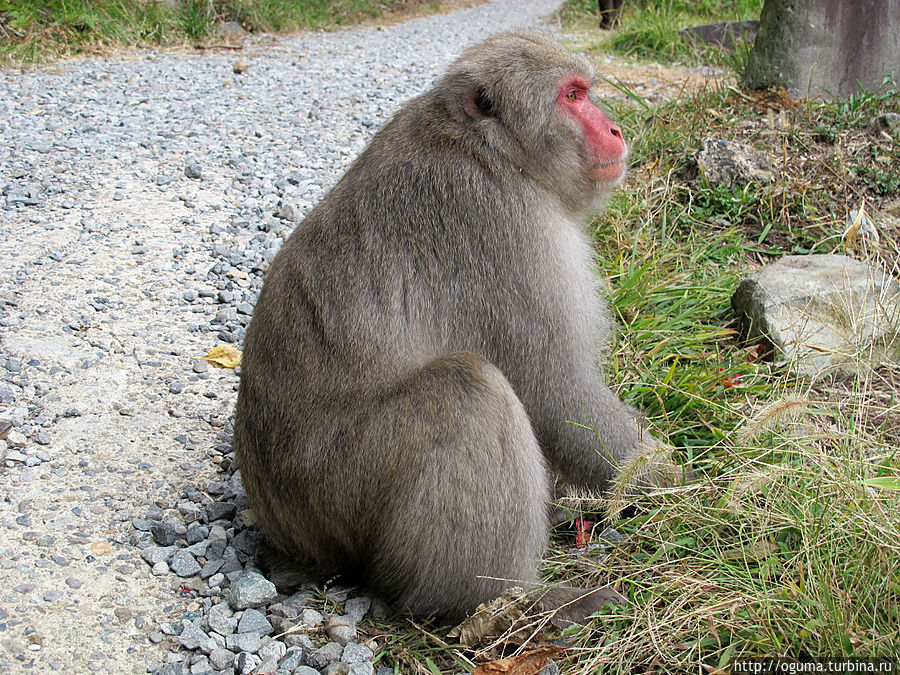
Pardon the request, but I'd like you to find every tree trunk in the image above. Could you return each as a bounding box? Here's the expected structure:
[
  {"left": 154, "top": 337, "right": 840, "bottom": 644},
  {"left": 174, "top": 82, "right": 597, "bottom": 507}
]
[{"left": 745, "top": 0, "right": 900, "bottom": 98}]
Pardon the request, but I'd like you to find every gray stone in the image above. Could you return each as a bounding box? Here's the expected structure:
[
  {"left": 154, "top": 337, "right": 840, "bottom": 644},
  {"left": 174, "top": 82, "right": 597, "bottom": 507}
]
[
  {"left": 679, "top": 20, "right": 759, "bottom": 49},
  {"left": 229, "top": 570, "right": 277, "bottom": 610},
  {"left": 293, "top": 668, "right": 322, "bottom": 675},
  {"left": 208, "top": 602, "right": 236, "bottom": 636},
  {"left": 307, "top": 642, "right": 344, "bottom": 670},
  {"left": 324, "top": 664, "right": 350, "bottom": 675},
  {"left": 343, "top": 597, "right": 371, "bottom": 624},
  {"left": 349, "top": 663, "right": 374, "bottom": 675},
  {"left": 225, "top": 631, "right": 262, "bottom": 654},
  {"left": 341, "top": 642, "right": 374, "bottom": 665},
  {"left": 539, "top": 660, "right": 560, "bottom": 675},
  {"left": 208, "top": 648, "right": 235, "bottom": 670},
  {"left": 151, "top": 521, "right": 177, "bottom": 546},
  {"left": 284, "top": 633, "right": 314, "bottom": 652},
  {"left": 190, "top": 655, "right": 213, "bottom": 675},
  {"left": 695, "top": 138, "right": 775, "bottom": 188},
  {"left": 746, "top": 0, "right": 900, "bottom": 98},
  {"left": 257, "top": 639, "right": 286, "bottom": 663},
  {"left": 237, "top": 607, "right": 273, "bottom": 635},
  {"left": 278, "top": 646, "right": 306, "bottom": 671},
  {"left": 170, "top": 550, "right": 202, "bottom": 577},
  {"left": 277, "top": 204, "right": 301, "bottom": 222},
  {"left": 299, "top": 608, "right": 324, "bottom": 628},
  {"left": 179, "top": 620, "right": 215, "bottom": 652},
  {"left": 235, "top": 651, "right": 261, "bottom": 675},
  {"left": 141, "top": 545, "right": 177, "bottom": 566},
  {"left": 325, "top": 617, "right": 356, "bottom": 646},
  {"left": 732, "top": 254, "right": 900, "bottom": 378},
  {"left": 201, "top": 558, "right": 224, "bottom": 579}
]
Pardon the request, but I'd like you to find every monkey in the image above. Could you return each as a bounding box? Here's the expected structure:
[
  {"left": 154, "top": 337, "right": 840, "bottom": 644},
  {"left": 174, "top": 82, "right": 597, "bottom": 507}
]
[
  {"left": 233, "top": 29, "right": 666, "bottom": 624},
  {"left": 598, "top": 0, "right": 625, "bottom": 29}
]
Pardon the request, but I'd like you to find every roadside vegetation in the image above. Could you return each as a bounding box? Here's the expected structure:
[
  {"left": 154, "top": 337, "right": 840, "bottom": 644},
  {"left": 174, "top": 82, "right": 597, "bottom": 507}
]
[
  {"left": 539, "top": 1, "right": 899, "bottom": 671},
  {"left": 0, "top": 0, "right": 459, "bottom": 64},
  {"left": 369, "top": 2, "right": 900, "bottom": 673},
  {"left": 5, "top": 0, "right": 897, "bottom": 671}
]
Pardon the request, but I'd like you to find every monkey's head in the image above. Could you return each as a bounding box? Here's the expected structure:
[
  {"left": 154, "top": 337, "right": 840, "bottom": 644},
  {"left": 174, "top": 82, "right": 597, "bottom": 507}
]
[{"left": 439, "top": 30, "right": 628, "bottom": 212}]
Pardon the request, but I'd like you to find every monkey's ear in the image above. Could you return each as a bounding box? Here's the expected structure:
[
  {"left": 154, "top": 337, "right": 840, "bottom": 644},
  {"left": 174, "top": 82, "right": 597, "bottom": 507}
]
[{"left": 463, "top": 87, "right": 496, "bottom": 119}]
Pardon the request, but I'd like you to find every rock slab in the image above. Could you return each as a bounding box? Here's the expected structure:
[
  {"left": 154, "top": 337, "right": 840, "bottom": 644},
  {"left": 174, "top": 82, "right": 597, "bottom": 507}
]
[{"left": 732, "top": 254, "right": 900, "bottom": 378}]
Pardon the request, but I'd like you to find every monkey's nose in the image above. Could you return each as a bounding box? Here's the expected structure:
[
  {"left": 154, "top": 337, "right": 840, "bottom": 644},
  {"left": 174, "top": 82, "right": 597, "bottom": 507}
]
[{"left": 609, "top": 124, "right": 623, "bottom": 139}]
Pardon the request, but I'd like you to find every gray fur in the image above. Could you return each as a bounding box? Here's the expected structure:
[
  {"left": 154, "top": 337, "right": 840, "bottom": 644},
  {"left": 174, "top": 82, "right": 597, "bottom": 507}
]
[{"left": 233, "top": 30, "right": 648, "bottom": 622}]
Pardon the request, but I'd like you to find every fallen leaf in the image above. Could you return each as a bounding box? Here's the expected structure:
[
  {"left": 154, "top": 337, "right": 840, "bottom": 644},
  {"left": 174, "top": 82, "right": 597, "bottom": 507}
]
[
  {"left": 448, "top": 587, "right": 563, "bottom": 647},
  {"left": 473, "top": 646, "right": 565, "bottom": 675},
  {"left": 91, "top": 541, "right": 112, "bottom": 556},
  {"left": 203, "top": 344, "right": 242, "bottom": 369}
]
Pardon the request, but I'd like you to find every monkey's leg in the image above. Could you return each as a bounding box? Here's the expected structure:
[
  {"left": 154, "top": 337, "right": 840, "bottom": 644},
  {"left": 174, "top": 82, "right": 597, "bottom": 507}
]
[{"left": 352, "top": 351, "right": 551, "bottom": 622}]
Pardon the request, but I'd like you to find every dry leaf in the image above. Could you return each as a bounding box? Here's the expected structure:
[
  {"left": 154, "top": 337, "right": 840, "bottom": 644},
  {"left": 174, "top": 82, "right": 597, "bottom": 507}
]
[
  {"left": 473, "top": 646, "right": 564, "bottom": 675},
  {"left": 448, "top": 588, "right": 531, "bottom": 647},
  {"left": 203, "top": 344, "right": 242, "bottom": 369},
  {"left": 91, "top": 541, "right": 112, "bottom": 556},
  {"left": 449, "top": 587, "right": 565, "bottom": 647}
]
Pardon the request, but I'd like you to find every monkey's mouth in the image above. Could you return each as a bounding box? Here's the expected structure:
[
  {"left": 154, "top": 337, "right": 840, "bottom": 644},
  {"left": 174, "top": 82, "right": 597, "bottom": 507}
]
[
  {"left": 593, "top": 159, "right": 625, "bottom": 169},
  {"left": 592, "top": 158, "right": 627, "bottom": 182}
]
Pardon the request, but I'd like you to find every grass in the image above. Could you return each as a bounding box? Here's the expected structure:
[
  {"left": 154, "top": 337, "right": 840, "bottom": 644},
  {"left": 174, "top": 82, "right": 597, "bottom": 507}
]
[
  {"left": 522, "top": 1, "right": 900, "bottom": 670},
  {"left": 561, "top": 0, "right": 763, "bottom": 66},
  {"left": 0, "top": 0, "right": 454, "bottom": 65},
  {"left": 358, "top": 71, "right": 900, "bottom": 668},
  {"left": 366, "top": 3, "right": 900, "bottom": 672}
]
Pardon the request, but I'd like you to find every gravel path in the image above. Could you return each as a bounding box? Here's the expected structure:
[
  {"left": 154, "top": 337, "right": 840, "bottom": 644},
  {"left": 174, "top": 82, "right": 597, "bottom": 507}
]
[{"left": 0, "top": 2, "right": 574, "bottom": 673}]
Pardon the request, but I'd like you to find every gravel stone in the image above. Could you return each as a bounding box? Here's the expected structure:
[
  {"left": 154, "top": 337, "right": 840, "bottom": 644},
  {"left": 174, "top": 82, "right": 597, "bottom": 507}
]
[
  {"left": 237, "top": 607, "right": 273, "bottom": 635},
  {"left": 235, "top": 651, "right": 262, "bottom": 675},
  {"left": 349, "top": 663, "right": 375, "bottom": 675},
  {"left": 308, "top": 642, "right": 344, "bottom": 670},
  {"left": 179, "top": 620, "right": 215, "bottom": 652},
  {"left": 341, "top": 643, "right": 374, "bottom": 666},
  {"left": 225, "top": 631, "right": 263, "bottom": 654},
  {"left": 300, "top": 608, "right": 324, "bottom": 628},
  {"left": 170, "top": 549, "right": 202, "bottom": 577},
  {"left": 207, "top": 603, "right": 237, "bottom": 636},
  {"left": 325, "top": 617, "right": 357, "bottom": 646},
  {"left": 257, "top": 639, "right": 286, "bottom": 663},
  {"left": 229, "top": 570, "right": 277, "bottom": 609},
  {"left": 0, "top": 2, "right": 605, "bottom": 673},
  {"left": 208, "top": 647, "right": 235, "bottom": 670},
  {"left": 142, "top": 545, "right": 177, "bottom": 566},
  {"left": 344, "top": 597, "right": 371, "bottom": 624},
  {"left": 278, "top": 646, "right": 306, "bottom": 671}
]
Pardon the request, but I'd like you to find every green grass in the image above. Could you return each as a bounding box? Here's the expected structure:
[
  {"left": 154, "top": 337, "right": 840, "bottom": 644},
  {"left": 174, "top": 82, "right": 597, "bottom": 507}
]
[
  {"left": 526, "top": 22, "right": 900, "bottom": 670},
  {"left": 0, "top": 0, "right": 444, "bottom": 64},
  {"left": 562, "top": 0, "right": 763, "bottom": 70},
  {"left": 366, "top": 76, "right": 900, "bottom": 670}
]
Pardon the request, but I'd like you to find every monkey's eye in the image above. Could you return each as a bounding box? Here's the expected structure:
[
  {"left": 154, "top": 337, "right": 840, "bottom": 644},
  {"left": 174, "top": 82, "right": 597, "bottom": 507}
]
[{"left": 566, "top": 90, "right": 578, "bottom": 102}]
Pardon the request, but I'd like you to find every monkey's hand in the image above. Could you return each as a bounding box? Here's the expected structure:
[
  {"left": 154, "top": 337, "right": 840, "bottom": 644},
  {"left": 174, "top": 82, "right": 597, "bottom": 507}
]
[{"left": 607, "top": 433, "right": 688, "bottom": 519}]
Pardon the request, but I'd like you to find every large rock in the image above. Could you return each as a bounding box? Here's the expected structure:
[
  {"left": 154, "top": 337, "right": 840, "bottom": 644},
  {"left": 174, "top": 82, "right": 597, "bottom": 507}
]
[
  {"left": 732, "top": 254, "right": 900, "bottom": 378},
  {"left": 695, "top": 138, "right": 775, "bottom": 188},
  {"left": 745, "top": 0, "right": 900, "bottom": 99},
  {"left": 679, "top": 21, "right": 760, "bottom": 50}
]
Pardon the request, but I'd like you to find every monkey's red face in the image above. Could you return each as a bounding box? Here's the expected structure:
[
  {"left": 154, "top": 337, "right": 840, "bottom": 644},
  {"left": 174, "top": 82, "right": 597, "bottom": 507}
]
[{"left": 558, "top": 76, "right": 628, "bottom": 185}]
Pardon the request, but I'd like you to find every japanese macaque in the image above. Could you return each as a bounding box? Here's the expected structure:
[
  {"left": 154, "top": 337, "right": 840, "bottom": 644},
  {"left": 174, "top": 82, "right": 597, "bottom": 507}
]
[{"left": 234, "top": 29, "right": 668, "bottom": 623}]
